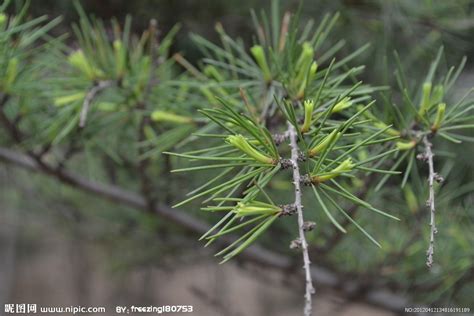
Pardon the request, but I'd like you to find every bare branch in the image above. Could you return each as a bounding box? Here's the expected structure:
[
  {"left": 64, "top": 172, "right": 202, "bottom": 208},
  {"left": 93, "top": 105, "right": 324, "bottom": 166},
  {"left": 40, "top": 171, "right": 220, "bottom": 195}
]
[
  {"left": 422, "top": 135, "right": 438, "bottom": 268},
  {"left": 0, "top": 94, "right": 23, "bottom": 143},
  {"left": 287, "top": 122, "right": 315, "bottom": 316},
  {"left": 79, "top": 80, "right": 113, "bottom": 128}
]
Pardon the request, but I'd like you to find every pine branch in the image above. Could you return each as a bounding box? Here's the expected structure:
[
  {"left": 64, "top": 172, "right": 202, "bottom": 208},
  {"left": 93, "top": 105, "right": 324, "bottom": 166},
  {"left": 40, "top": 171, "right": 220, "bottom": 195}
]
[
  {"left": 421, "top": 135, "right": 439, "bottom": 268},
  {"left": 287, "top": 122, "right": 315, "bottom": 316}
]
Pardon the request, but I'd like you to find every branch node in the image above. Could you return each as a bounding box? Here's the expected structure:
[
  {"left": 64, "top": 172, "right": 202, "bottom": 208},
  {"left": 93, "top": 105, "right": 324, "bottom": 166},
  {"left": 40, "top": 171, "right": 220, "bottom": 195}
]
[
  {"left": 279, "top": 158, "right": 293, "bottom": 169},
  {"left": 279, "top": 203, "right": 297, "bottom": 216},
  {"left": 416, "top": 153, "right": 428, "bottom": 161},
  {"left": 303, "top": 221, "right": 316, "bottom": 232},
  {"left": 273, "top": 132, "right": 289, "bottom": 146},
  {"left": 298, "top": 150, "right": 307, "bottom": 162},
  {"left": 300, "top": 174, "right": 313, "bottom": 186},
  {"left": 290, "top": 238, "right": 302, "bottom": 249},
  {"left": 434, "top": 173, "right": 444, "bottom": 183}
]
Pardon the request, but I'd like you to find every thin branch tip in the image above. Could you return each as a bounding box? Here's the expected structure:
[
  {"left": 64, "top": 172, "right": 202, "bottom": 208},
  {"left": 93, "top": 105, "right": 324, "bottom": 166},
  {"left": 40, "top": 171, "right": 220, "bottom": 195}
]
[{"left": 79, "top": 80, "right": 113, "bottom": 128}]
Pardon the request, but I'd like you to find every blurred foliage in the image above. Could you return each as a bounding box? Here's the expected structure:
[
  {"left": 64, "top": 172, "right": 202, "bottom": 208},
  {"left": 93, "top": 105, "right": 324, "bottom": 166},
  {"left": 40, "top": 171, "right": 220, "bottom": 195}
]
[{"left": 23, "top": 0, "right": 474, "bottom": 67}]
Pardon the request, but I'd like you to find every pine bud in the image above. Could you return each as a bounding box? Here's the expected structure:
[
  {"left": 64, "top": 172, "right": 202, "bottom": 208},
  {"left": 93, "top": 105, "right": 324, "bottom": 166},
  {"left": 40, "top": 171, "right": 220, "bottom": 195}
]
[
  {"left": 0, "top": 13, "right": 6, "bottom": 29},
  {"left": 234, "top": 201, "right": 280, "bottom": 218},
  {"left": 296, "top": 61, "right": 318, "bottom": 99},
  {"left": 332, "top": 97, "right": 353, "bottom": 113},
  {"left": 53, "top": 92, "right": 86, "bottom": 107},
  {"left": 135, "top": 56, "right": 151, "bottom": 92},
  {"left": 396, "top": 140, "right": 416, "bottom": 151},
  {"left": 143, "top": 125, "right": 157, "bottom": 140},
  {"left": 309, "top": 61, "right": 318, "bottom": 81},
  {"left": 308, "top": 129, "right": 340, "bottom": 157},
  {"left": 294, "top": 42, "right": 315, "bottom": 98},
  {"left": 200, "top": 86, "right": 218, "bottom": 105},
  {"left": 203, "top": 65, "right": 224, "bottom": 82},
  {"left": 418, "top": 82, "right": 432, "bottom": 117},
  {"left": 96, "top": 102, "right": 117, "bottom": 112},
  {"left": 431, "top": 84, "right": 444, "bottom": 105},
  {"left": 301, "top": 99, "right": 315, "bottom": 133},
  {"left": 296, "top": 42, "right": 314, "bottom": 70},
  {"left": 312, "top": 158, "right": 355, "bottom": 183},
  {"left": 4, "top": 57, "right": 18, "bottom": 91},
  {"left": 113, "top": 39, "right": 126, "bottom": 78},
  {"left": 331, "top": 158, "right": 355, "bottom": 174},
  {"left": 68, "top": 50, "right": 104, "bottom": 80},
  {"left": 431, "top": 102, "right": 446, "bottom": 133},
  {"left": 374, "top": 121, "right": 400, "bottom": 137},
  {"left": 250, "top": 45, "right": 272, "bottom": 83},
  {"left": 151, "top": 110, "right": 193, "bottom": 124},
  {"left": 227, "top": 134, "right": 275, "bottom": 164}
]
